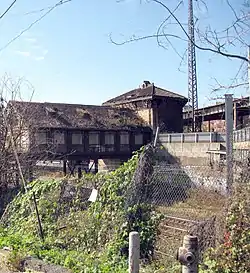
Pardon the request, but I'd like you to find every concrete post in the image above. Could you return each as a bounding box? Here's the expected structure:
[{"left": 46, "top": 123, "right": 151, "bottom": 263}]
[
  {"left": 63, "top": 160, "right": 67, "bottom": 176},
  {"left": 177, "top": 235, "right": 199, "bottom": 273},
  {"left": 225, "top": 94, "right": 234, "bottom": 194},
  {"left": 129, "top": 231, "right": 140, "bottom": 273},
  {"left": 248, "top": 46, "right": 250, "bottom": 118}
]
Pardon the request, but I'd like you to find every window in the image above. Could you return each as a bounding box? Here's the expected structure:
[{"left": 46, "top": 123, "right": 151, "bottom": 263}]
[
  {"left": 120, "top": 132, "right": 130, "bottom": 151},
  {"left": 35, "top": 132, "right": 47, "bottom": 145},
  {"left": 89, "top": 132, "right": 100, "bottom": 145},
  {"left": 120, "top": 132, "right": 129, "bottom": 145},
  {"left": 54, "top": 131, "right": 65, "bottom": 144},
  {"left": 105, "top": 133, "right": 115, "bottom": 145},
  {"left": 135, "top": 133, "right": 143, "bottom": 145},
  {"left": 72, "top": 133, "right": 83, "bottom": 145},
  {"left": 89, "top": 132, "right": 100, "bottom": 152}
]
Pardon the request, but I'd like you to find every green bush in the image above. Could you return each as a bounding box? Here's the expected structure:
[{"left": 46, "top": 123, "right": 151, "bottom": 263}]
[
  {"left": 0, "top": 147, "right": 161, "bottom": 272},
  {"left": 201, "top": 182, "right": 250, "bottom": 273}
]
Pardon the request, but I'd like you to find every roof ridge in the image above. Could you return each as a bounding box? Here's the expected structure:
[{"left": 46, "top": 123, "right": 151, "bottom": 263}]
[{"left": 155, "top": 86, "right": 186, "bottom": 99}]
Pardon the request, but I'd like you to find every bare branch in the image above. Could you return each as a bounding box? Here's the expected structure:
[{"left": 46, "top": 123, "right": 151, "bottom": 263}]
[
  {"left": 211, "top": 82, "right": 248, "bottom": 93},
  {"left": 111, "top": 0, "right": 250, "bottom": 63},
  {"left": 0, "top": 0, "right": 72, "bottom": 53}
]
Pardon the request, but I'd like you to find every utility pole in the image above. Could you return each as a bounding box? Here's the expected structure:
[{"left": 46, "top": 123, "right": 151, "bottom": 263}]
[
  {"left": 225, "top": 94, "right": 234, "bottom": 194},
  {"left": 188, "top": 0, "right": 199, "bottom": 132},
  {"left": 248, "top": 46, "right": 250, "bottom": 120}
]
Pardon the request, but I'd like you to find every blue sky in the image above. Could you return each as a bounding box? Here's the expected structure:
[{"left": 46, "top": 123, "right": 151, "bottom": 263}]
[{"left": 0, "top": 0, "right": 248, "bottom": 107}]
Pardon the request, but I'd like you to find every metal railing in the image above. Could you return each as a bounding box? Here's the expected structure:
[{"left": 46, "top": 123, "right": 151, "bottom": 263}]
[
  {"left": 159, "top": 127, "right": 250, "bottom": 144},
  {"left": 233, "top": 127, "right": 250, "bottom": 142},
  {"left": 159, "top": 132, "right": 226, "bottom": 143}
]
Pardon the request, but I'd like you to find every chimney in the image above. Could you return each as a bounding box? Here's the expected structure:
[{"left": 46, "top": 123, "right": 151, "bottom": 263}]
[{"left": 141, "top": 80, "right": 151, "bottom": 89}]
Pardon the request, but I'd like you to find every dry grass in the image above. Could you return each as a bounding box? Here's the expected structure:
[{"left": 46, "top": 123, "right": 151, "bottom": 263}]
[
  {"left": 156, "top": 188, "right": 226, "bottom": 220},
  {"left": 154, "top": 188, "right": 227, "bottom": 272}
]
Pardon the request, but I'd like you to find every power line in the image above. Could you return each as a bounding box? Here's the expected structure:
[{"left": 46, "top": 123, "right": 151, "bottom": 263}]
[
  {"left": 0, "top": 0, "right": 72, "bottom": 53},
  {"left": 0, "top": 0, "right": 18, "bottom": 20},
  {"left": 23, "top": 0, "right": 72, "bottom": 16}
]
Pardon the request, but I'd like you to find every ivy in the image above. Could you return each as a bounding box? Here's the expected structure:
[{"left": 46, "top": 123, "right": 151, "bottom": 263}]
[{"left": 0, "top": 146, "right": 161, "bottom": 272}]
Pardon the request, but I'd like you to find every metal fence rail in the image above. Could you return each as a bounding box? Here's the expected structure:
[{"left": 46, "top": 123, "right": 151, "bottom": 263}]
[
  {"left": 159, "top": 132, "right": 226, "bottom": 143},
  {"left": 159, "top": 127, "right": 250, "bottom": 143},
  {"left": 233, "top": 127, "right": 250, "bottom": 142}
]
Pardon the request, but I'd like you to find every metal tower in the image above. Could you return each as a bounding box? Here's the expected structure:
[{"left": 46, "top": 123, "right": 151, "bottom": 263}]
[{"left": 188, "top": 0, "right": 198, "bottom": 132}]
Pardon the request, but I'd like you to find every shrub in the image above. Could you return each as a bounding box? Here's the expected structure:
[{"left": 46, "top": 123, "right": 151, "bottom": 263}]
[
  {"left": 201, "top": 182, "right": 250, "bottom": 273},
  {"left": 0, "top": 147, "right": 161, "bottom": 272}
]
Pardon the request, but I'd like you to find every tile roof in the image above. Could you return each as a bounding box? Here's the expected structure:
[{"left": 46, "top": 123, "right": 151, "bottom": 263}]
[
  {"left": 103, "top": 83, "right": 187, "bottom": 106},
  {"left": 9, "top": 101, "right": 150, "bottom": 130}
]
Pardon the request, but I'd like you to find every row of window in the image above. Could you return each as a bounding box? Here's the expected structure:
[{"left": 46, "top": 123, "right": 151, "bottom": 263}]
[{"left": 34, "top": 131, "right": 144, "bottom": 146}]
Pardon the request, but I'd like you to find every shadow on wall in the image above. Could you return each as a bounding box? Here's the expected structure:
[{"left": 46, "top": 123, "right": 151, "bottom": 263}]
[{"left": 148, "top": 145, "right": 195, "bottom": 206}]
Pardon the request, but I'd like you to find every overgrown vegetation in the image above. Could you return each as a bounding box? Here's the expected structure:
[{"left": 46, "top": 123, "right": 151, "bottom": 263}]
[
  {"left": 0, "top": 147, "right": 162, "bottom": 272},
  {"left": 200, "top": 182, "right": 250, "bottom": 273}
]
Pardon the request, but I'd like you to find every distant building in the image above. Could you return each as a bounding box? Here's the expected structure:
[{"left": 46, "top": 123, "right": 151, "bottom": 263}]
[
  {"left": 183, "top": 96, "right": 250, "bottom": 132},
  {"left": 7, "top": 81, "right": 187, "bottom": 175},
  {"left": 103, "top": 81, "right": 188, "bottom": 133}
]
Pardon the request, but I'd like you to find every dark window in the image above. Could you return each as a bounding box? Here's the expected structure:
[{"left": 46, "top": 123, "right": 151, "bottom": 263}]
[
  {"left": 103, "top": 132, "right": 115, "bottom": 152},
  {"left": 135, "top": 133, "right": 143, "bottom": 145},
  {"left": 89, "top": 131, "right": 100, "bottom": 152},
  {"left": 72, "top": 133, "right": 83, "bottom": 145},
  {"left": 120, "top": 132, "right": 130, "bottom": 151},
  {"left": 35, "top": 131, "right": 47, "bottom": 145}
]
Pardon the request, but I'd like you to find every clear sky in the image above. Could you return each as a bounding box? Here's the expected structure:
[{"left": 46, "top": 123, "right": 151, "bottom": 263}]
[{"left": 0, "top": 0, "right": 249, "bottom": 108}]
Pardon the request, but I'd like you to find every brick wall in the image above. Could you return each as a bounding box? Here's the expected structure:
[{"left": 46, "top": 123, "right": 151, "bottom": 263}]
[
  {"left": 202, "top": 120, "right": 226, "bottom": 132},
  {"left": 136, "top": 109, "right": 153, "bottom": 126}
]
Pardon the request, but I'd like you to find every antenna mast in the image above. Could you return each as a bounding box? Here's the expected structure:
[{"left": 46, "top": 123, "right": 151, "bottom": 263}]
[{"left": 188, "top": 0, "right": 198, "bottom": 132}]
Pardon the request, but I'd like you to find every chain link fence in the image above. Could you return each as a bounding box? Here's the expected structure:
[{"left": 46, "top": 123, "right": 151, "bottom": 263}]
[{"left": 125, "top": 143, "right": 233, "bottom": 269}]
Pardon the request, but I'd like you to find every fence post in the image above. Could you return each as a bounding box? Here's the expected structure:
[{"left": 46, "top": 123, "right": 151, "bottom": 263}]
[
  {"left": 129, "top": 231, "right": 140, "bottom": 273},
  {"left": 177, "top": 235, "right": 199, "bottom": 273},
  {"left": 225, "top": 94, "right": 234, "bottom": 194}
]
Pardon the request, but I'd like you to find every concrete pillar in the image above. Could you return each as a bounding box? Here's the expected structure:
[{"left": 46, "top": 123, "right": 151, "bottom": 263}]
[
  {"left": 129, "top": 232, "right": 140, "bottom": 273},
  {"left": 63, "top": 160, "right": 67, "bottom": 176},
  {"left": 225, "top": 94, "right": 234, "bottom": 194}
]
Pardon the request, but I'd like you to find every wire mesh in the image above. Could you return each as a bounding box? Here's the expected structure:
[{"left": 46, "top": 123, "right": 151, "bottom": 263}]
[{"left": 125, "top": 143, "right": 230, "bottom": 268}]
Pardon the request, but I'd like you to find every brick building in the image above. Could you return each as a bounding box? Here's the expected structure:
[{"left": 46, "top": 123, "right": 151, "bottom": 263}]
[{"left": 103, "top": 81, "right": 188, "bottom": 133}]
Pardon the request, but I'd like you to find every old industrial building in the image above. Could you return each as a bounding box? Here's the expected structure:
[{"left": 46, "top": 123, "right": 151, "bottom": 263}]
[
  {"left": 103, "top": 81, "right": 188, "bottom": 133},
  {"left": 9, "top": 81, "right": 188, "bottom": 175},
  {"left": 183, "top": 96, "right": 250, "bottom": 132}
]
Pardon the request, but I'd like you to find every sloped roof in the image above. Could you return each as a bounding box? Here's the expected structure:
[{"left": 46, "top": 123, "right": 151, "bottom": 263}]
[
  {"left": 103, "top": 82, "right": 187, "bottom": 106},
  {"left": 8, "top": 101, "right": 150, "bottom": 130}
]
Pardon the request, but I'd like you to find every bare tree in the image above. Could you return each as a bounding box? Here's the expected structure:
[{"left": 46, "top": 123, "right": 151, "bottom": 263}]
[
  {"left": 0, "top": 76, "right": 63, "bottom": 189},
  {"left": 111, "top": 0, "right": 250, "bottom": 94}
]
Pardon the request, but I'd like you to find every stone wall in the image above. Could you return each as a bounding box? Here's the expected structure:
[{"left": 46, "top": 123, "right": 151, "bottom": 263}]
[
  {"left": 234, "top": 141, "right": 250, "bottom": 149},
  {"left": 183, "top": 165, "right": 227, "bottom": 194},
  {"left": 201, "top": 120, "right": 226, "bottom": 132},
  {"left": 156, "top": 141, "right": 228, "bottom": 194},
  {"left": 159, "top": 142, "right": 224, "bottom": 165}
]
